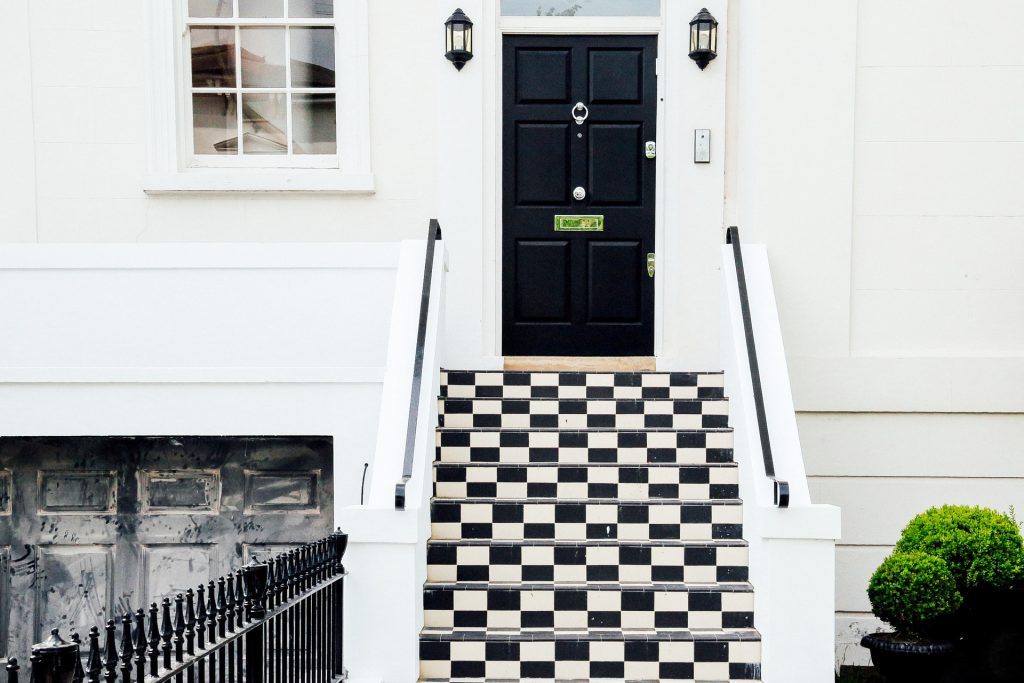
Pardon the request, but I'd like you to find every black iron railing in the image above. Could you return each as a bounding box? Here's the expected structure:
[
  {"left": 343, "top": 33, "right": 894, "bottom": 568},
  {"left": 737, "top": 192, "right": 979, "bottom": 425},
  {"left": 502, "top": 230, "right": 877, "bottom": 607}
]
[
  {"left": 725, "top": 226, "right": 790, "bottom": 508},
  {"left": 395, "top": 219, "right": 443, "bottom": 510},
  {"left": 5, "top": 531, "right": 348, "bottom": 683}
]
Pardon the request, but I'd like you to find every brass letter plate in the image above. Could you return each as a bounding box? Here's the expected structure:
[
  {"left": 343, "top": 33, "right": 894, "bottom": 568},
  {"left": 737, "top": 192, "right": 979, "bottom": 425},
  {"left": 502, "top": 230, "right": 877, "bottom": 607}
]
[{"left": 554, "top": 215, "right": 604, "bottom": 232}]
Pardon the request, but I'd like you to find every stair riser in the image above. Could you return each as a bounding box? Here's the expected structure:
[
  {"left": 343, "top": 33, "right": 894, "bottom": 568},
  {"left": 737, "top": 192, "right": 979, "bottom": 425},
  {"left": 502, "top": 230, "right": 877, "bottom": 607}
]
[
  {"left": 437, "top": 429, "right": 734, "bottom": 465},
  {"left": 426, "top": 543, "right": 749, "bottom": 584},
  {"left": 423, "top": 586, "right": 754, "bottom": 630},
  {"left": 420, "top": 638, "right": 761, "bottom": 681},
  {"left": 431, "top": 501, "right": 743, "bottom": 542},
  {"left": 434, "top": 463, "right": 739, "bottom": 501},
  {"left": 442, "top": 370, "right": 725, "bottom": 402},
  {"left": 440, "top": 398, "right": 729, "bottom": 430}
]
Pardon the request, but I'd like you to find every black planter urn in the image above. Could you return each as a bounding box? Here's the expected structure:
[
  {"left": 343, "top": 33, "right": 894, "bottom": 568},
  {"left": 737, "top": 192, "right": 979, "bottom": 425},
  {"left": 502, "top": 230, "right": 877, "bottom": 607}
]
[{"left": 860, "top": 632, "right": 956, "bottom": 682}]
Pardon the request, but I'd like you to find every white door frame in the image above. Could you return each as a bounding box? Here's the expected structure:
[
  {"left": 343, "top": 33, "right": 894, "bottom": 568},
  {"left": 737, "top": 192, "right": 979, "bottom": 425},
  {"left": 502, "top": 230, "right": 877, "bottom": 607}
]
[
  {"left": 486, "top": 7, "right": 667, "bottom": 360},
  {"left": 439, "top": 1, "right": 728, "bottom": 370}
]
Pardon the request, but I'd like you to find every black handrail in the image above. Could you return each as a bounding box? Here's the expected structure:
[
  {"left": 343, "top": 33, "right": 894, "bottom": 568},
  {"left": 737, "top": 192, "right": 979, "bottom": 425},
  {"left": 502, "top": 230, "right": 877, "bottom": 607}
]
[
  {"left": 726, "top": 226, "right": 790, "bottom": 508},
  {"left": 395, "top": 219, "right": 443, "bottom": 510}
]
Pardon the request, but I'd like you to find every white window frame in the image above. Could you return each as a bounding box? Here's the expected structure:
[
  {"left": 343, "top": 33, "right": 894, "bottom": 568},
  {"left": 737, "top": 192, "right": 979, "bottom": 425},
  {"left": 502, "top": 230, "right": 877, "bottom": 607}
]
[{"left": 144, "top": 0, "right": 373, "bottom": 193}]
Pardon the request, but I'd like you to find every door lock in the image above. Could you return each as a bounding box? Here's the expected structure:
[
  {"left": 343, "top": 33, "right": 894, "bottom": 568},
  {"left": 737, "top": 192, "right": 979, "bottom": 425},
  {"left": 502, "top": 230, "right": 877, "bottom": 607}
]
[
  {"left": 647, "top": 253, "right": 655, "bottom": 277},
  {"left": 573, "top": 186, "right": 586, "bottom": 201},
  {"left": 645, "top": 141, "right": 656, "bottom": 159}
]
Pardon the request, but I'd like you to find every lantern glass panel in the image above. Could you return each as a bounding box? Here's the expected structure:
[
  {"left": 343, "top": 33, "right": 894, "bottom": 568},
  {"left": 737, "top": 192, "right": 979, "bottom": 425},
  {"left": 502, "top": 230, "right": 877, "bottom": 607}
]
[
  {"left": 452, "top": 25, "right": 466, "bottom": 51},
  {"left": 697, "top": 23, "right": 712, "bottom": 50}
]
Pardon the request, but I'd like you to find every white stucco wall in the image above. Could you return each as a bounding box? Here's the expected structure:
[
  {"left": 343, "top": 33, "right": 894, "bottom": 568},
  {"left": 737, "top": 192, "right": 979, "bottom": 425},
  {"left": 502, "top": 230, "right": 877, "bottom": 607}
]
[
  {"left": 728, "top": 0, "right": 1024, "bottom": 666},
  {"left": 0, "top": 0, "right": 438, "bottom": 243}
]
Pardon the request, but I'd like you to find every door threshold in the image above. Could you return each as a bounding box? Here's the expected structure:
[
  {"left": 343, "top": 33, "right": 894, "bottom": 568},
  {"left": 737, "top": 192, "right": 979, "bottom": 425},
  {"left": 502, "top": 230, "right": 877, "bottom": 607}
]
[{"left": 503, "top": 356, "right": 656, "bottom": 372}]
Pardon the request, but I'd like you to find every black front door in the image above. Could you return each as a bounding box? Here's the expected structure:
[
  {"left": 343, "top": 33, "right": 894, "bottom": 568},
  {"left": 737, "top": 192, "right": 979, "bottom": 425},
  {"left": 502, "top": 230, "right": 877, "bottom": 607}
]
[{"left": 503, "top": 34, "right": 657, "bottom": 357}]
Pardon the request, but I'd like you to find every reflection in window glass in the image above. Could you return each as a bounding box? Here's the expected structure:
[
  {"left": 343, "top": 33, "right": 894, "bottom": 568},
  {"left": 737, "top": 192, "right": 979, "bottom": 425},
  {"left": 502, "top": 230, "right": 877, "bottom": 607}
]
[
  {"left": 241, "top": 27, "right": 286, "bottom": 87},
  {"left": 187, "top": 8, "right": 338, "bottom": 159},
  {"left": 189, "top": 0, "right": 233, "bottom": 18},
  {"left": 501, "top": 0, "right": 660, "bottom": 16},
  {"left": 289, "top": 0, "right": 334, "bottom": 18},
  {"left": 191, "top": 27, "right": 236, "bottom": 88},
  {"left": 242, "top": 93, "right": 289, "bottom": 154},
  {"left": 238, "top": 0, "right": 284, "bottom": 18},
  {"left": 192, "top": 93, "right": 237, "bottom": 154},
  {"left": 293, "top": 94, "right": 337, "bottom": 154},
  {"left": 291, "top": 28, "right": 336, "bottom": 87}
]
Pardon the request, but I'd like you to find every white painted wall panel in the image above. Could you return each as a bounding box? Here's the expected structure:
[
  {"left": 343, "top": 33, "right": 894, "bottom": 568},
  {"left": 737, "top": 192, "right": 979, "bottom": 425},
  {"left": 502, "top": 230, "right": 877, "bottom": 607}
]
[
  {"left": 836, "top": 546, "right": 888, "bottom": 613},
  {"left": 855, "top": 141, "right": 1024, "bottom": 217},
  {"left": 0, "top": 0, "right": 38, "bottom": 242},
  {"left": 852, "top": 289, "right": 1024, "bottom": 356},
  {"left": 809, "top": 477, "right": 1024, "bottom": 546},
  {"left": 0, "top": 265, "right": 396, "bottom": 368},
  {"left": 857, "top": 66, "right": 1024, "bottom": 142},
  {"left": 858, "top": 0, "right": 1024, "bottom": 67},
  {"left": 853, "top": 216, "right": 1024, "bottom": 292},
  {"left": 800, "top": 413, "right": 1024, "bottom": 478}
]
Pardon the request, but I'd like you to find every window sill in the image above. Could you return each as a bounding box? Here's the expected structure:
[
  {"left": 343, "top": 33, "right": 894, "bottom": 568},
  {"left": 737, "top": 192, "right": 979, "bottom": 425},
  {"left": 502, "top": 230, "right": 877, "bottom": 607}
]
[{"left": 143, "top": 170, "right": 375, "bottom": 194}]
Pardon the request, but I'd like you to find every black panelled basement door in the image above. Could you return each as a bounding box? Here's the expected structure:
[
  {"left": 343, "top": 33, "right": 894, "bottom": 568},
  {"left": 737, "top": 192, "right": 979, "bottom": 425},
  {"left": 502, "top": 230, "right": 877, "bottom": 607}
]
[{"left": 502, "top": 35, "right": 657, "bottom": 356}]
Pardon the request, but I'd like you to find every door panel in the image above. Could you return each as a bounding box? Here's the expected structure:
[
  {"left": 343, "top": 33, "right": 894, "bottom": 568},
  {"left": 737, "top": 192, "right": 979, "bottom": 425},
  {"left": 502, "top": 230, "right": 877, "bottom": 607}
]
[
  {"left": 503, "top": 35, "right": 657, "bottom": 356},
  {"left": 516, "top": 49, "right": 572, "bottom": 103},
  {"left": 515, "top": 240, "right": 571, "bottom": 322},
  {"left": 589, "top": 124, "right": 643, "bottom": 205},
  {"left": 588, "top": 240, "right": 644, "bottom": 323},
  {"left": 516, "top": 123, "right": 572, "bottom": 205},
  {"left": 589, "top": 49, "right": 643, "bottom": 103},
  {"left": 0, "top": 435, "right": 333, "bottom": 659}
]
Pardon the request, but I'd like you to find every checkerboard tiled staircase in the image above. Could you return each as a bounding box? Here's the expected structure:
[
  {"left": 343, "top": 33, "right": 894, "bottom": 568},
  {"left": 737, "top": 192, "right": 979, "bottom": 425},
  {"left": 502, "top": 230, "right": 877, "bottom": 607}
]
[{"left": 419, "top": 370, "right": 762, "bottom": 682}]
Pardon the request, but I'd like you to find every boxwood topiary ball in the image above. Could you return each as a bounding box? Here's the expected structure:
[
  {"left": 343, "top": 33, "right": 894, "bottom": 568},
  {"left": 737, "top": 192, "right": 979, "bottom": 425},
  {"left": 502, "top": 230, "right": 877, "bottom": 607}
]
[
  {"left": 868, "top": 551, "right": 962, "bottom": 638},
  {"left": 894, "top": 505, "right": 1024, "bottom": 591}
]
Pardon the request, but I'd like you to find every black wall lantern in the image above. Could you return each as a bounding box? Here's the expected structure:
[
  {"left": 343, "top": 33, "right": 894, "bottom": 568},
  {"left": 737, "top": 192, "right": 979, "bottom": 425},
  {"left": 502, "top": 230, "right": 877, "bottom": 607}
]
[
  {"left": 444, "top": 8, "right": 474, "bottom": 71},
  {"left": 689, "top": 8, "right": 718, "bottom": 70}
]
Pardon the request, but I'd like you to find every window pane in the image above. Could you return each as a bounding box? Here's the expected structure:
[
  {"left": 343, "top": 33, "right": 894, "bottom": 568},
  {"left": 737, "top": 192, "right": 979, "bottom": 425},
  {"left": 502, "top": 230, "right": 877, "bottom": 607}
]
[
  {"left": 241, "top": 27, "right": 286, "bottom": 87},
  {"left": 242, "top": 93, "right": 288, "bottom": 154},
  {"left": 290, "top": 27, "right": 335, "bottom": 87},
  {"left": 193, "top": 93, "right": 237, "bottom": 154},
  {"left": 189, "top": 0, "right": 233, "bottom": 17},
  {"left": 289, "top": 0, "right": 334, "bottom": 18},
  {"left": 501, "top": 0, "right": 660, "bottom": 16},
  {"left": 191, "top": 27, "right": 237, "bottom": 88},
  {"left": 292, "top": 94, "right": 336, "bottom": 154},
  {"left": 238, "top": 0, "right": 284, "bottom": 18}
]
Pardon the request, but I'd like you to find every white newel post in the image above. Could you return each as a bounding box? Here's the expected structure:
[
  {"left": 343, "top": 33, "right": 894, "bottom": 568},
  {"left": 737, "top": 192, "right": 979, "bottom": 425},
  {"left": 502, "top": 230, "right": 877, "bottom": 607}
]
[{"left": 721, "top": 242, "right": 842, "bottom": 683}]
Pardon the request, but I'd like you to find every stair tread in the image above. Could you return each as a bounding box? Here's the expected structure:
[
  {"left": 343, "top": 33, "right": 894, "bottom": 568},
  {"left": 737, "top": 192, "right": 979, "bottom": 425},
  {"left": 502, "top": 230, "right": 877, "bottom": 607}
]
[
  {"left": 435, "top": 461, "right": 737, "bottom": 467},
  {"left": 427, "top": 538, "right": 748, "bottom": 547},
  {"left": 420, "top": 626, "right": 761, "bottom": 641},
  {"left": 421, "top": 680, "right": 760, "bottom": 682},
  {"left": 424, "top": 581, "right": 754, "bottom": 591},
  {"left": 435, "top": 497, "right": 743, "bottom": 505},
  {"left": 441, "top": 397, "right": 727, "bottom": 403}
]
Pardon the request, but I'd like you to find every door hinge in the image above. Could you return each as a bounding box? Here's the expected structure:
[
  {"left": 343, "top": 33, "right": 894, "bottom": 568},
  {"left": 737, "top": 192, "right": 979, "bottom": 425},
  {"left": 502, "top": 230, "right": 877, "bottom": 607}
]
[{"left": 647, "top": 253, "right": 655, "bottom": 277}]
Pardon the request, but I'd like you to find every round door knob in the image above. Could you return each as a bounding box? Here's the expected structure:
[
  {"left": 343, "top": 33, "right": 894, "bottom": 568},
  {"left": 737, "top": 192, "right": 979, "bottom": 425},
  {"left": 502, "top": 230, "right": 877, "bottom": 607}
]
[{"left": 573, "top": 186, "right": 586, "bottom": 201}]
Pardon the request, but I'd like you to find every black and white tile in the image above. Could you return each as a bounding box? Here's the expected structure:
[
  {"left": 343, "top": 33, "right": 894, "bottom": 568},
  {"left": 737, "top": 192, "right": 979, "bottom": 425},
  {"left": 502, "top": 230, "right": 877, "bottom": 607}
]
[
  {"left": 441, "top": 370, "right": 726, "bottom": 400},
  {"left": 437, "top": 428, "right": 734, "bottom": 465},
  {"left": 419, "top": 629, "right": 762, "bottom": 681},
  {"left": 420, "top": 369, "right": 760, "bottom": 681},
  {"left": 426, "top": 540, "right": 750, "bottom": 584},
  {"left": 439, "top": 397, "right": 730, "bottom": 430},
  {"left": 430, "top": 499, "right": 744, "bottom": 542},
  {"left": 422, "top": 582, "right": 755, "bottom": 630},
  {"left": 434, "top": 462, "right": 740, "bottom": 501}
]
